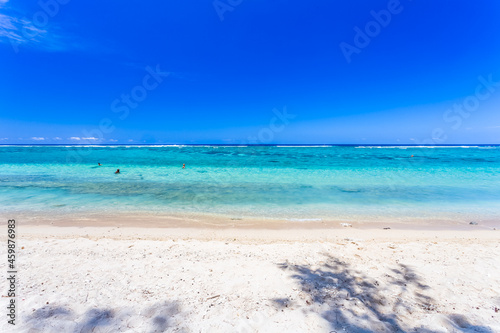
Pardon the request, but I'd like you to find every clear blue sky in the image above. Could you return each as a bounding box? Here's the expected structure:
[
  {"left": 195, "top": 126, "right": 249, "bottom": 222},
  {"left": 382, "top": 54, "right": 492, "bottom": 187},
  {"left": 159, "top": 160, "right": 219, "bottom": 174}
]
[{"left": 1, "top": 0, "right": 500, "bottom": 144}]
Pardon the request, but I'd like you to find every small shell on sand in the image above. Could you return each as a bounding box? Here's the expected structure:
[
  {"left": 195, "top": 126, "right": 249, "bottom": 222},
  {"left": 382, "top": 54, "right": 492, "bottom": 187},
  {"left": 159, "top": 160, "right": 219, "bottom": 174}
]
[{"left": 340, "top": 223, "right": 352, "bottom": 227}]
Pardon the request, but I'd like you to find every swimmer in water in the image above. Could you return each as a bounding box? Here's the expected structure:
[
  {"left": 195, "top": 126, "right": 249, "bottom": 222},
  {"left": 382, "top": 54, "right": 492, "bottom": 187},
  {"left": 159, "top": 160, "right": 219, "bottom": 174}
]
[
  {"left": 182, "top": 163, "right": 185, "bottom": 169},
  {"left": 98, "top": 163, "right": 101, "bottom": 166},
  {"left": 115, "top": 169, "right": 120, "bottom": 174}
]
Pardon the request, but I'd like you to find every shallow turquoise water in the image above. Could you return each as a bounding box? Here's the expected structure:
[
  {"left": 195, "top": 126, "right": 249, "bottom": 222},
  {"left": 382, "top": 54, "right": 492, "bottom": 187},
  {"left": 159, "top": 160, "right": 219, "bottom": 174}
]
[{"left": 0, "top": 145, "right": 499, "bottom": 222}]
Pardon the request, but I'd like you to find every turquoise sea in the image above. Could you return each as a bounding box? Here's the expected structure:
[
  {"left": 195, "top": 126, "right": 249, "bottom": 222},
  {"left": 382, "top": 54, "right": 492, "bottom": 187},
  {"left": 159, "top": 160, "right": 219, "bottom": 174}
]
[{"left": 0, "top": 145, "right": 499, "bottom": 224}]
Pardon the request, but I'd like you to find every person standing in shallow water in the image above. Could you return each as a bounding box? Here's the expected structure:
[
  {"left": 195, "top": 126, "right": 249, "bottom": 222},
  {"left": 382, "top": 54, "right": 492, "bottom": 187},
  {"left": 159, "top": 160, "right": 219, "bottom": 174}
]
[
  {"left": 115, "top": 169, "right": 120, "bottom": 174},
  {"left": 182, "top": 164, "right": 185, "bottom": 169}
]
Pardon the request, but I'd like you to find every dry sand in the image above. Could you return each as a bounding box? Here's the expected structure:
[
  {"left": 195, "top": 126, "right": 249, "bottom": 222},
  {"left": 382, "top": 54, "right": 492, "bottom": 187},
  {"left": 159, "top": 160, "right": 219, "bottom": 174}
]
[{"left": 0, "top": 223, "right": 499, "bottom": 332}]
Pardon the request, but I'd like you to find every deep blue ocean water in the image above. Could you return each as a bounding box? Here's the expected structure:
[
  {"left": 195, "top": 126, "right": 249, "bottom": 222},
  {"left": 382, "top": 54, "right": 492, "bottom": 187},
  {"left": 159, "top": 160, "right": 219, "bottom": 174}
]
[{"left": 0, "top": 145, "right": 499, "bottom": 223}]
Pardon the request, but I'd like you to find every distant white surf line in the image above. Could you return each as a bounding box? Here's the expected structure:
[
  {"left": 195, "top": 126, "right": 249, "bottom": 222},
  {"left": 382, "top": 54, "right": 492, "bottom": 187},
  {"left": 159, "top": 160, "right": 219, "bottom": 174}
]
[
  {"left": 354, "top": 145, "right": 492, "bottom": 149},
  {"left": 1, "top": 144, "right": 497, "bottom": 148}
]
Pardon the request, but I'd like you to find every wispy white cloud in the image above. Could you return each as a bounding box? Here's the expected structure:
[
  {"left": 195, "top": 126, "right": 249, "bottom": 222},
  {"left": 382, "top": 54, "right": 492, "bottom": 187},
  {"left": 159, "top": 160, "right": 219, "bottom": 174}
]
[
  {"left": 70, "top": 136, "right": 99, "bottom": 141},
  {"left": 109, "top": 139, "right": 118, "bottom": 142},
  {"left": 31, "top": 137, "right": 45, "bottom": 140},
  {"left": 53, "top": 137, "right": 62, "bottom": 140},
  {"left": 0, "top": 0, "right": 76, "bottom": 52},
  {"left": 0, "top": 137, "right": 8, "bottom": 140}
]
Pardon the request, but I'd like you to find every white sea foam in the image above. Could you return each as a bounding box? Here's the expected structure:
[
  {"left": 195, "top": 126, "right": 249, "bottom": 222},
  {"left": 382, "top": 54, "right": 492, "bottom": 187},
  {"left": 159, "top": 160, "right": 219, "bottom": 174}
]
[
  {"left": 2, "top": 144, "right": 496, "bottom": 149},
  {"left": 276, "top": 145, "right": 331, "bottom": 147},
  {"left": 354, "top": 145, "right": 486, "bottom": 149}
]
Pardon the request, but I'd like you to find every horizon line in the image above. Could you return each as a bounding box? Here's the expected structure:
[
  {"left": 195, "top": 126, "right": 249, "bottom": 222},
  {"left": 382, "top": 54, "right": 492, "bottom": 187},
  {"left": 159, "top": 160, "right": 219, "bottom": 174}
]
[{"left": 1, "top": 143, "right": 499, "bottom": 147}]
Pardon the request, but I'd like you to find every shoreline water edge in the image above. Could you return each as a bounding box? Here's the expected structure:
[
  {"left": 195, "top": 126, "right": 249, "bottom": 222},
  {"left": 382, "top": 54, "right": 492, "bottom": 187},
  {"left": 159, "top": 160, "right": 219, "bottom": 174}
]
[{"left": 1, "top": 145, "right": 499, "bottom": 227}]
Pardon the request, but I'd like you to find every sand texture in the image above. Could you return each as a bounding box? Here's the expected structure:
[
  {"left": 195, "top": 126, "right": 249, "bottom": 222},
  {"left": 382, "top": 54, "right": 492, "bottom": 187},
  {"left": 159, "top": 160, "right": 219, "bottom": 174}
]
[{"left": 0, "top": 226, "right": 499, "bottom": 332}]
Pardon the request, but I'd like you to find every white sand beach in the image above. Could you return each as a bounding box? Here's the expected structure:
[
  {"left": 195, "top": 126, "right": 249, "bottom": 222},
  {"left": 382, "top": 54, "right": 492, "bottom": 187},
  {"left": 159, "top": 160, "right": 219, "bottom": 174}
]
[{"left": 1, "top": 224, "right": 499, "bottom": 332}]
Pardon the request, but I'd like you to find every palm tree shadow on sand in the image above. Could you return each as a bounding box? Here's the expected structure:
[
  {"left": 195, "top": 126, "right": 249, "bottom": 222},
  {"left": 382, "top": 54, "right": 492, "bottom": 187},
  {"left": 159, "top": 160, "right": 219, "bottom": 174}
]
[
  {"left": 276, "top": 254, "right": 493, "bottom": 333},
  {"left": 25, "top": 301, "right": 183, "bottom": 333}
]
